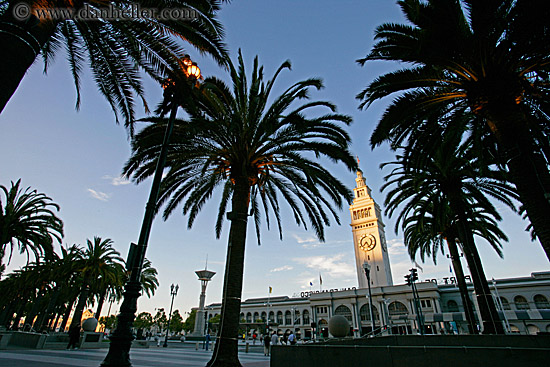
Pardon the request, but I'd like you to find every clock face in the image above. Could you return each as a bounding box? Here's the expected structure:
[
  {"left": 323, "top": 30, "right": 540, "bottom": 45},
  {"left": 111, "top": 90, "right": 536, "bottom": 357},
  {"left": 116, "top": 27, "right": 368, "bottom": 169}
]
[{"left": 359, "top": 234, "right": 377, "bottom": 252}]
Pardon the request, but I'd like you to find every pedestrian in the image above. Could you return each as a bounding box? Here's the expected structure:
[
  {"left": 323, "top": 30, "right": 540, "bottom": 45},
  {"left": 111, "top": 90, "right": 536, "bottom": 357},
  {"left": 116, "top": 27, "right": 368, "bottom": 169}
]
[
  {"left": 154, "top": 334, "right": 160, "bottom": 347},
  {"left": 282, "top": 333, "right": 288, "bottom": 345},
  {"left": 66, "top": 325, "right": 81, "bottom": 350},
  {"left": 253, "top": 332, "right": 257, "bottom": 345},
  {"left": 205, "top": 331, "right": 211, "bottom": 351},
  {"left": 270, "top": 331, "right": 279, "bottom": 346},
  {"left": 288, "top": 331, "right": 296, "bottom": 345},
  {"left": 263, "top": 333, "right": 271, "bottom": 356}
]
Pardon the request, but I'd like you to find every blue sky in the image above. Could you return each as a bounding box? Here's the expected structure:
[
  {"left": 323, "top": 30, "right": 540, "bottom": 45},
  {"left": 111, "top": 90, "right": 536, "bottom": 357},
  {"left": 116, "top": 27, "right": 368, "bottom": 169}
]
[{"left": 1, "top": 0, "right": 548, "bottom": 318}]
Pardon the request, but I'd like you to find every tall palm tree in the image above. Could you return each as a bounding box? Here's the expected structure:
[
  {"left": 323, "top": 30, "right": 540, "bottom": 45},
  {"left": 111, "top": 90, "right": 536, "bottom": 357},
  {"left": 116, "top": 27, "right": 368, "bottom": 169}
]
[
  {"left": 68, "top": 237, "right": 123, "bottom": 333},
  {"left": 124, "top": 51, "right": 356, "bottom": 366},
  {"left": 139, "top": 258, "right": 159, "bottom": 298},
  {"left": 356, "top": 0, "right": 550, "bottom": 261},
  {"left": 0, "top": 0, "right": 227, "bottom": 128},
  {"left": 0, "top": 179, "right": 63, "bottom": 275},
  {"left": 382, "top": 132, "right": 517, "bottom": 334}
]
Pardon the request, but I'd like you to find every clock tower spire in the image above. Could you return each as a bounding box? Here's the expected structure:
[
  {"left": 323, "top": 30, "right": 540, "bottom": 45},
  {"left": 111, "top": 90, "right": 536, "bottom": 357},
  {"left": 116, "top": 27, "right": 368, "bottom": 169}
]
[{"left": 350, "top": 166, "right": 393, "bottom": 288}]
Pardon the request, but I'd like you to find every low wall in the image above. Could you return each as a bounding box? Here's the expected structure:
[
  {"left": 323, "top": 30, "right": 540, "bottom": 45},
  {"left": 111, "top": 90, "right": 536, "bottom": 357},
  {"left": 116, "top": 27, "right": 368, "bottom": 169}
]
[
  {"left": 0, "top": 333, "right": 12, "bottom": 349},
  {"left": 7, "top": 331, "right": 47, "bottom": 349},
  {"left": 271, "top": 335, "right": 550, "bottom": 367},
  {"left": 80, "top": 332, "right": 105, "bottom": 349}
]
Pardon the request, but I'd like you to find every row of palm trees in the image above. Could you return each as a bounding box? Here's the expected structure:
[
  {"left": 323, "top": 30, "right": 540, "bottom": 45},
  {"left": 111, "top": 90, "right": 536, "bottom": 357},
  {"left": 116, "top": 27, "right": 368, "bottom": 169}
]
[
  {"left": 0, "top": 236, "right": 158, "bottom": 333},
  {"left": 358, "top": 0, "right": 550, "bottom": 334}
]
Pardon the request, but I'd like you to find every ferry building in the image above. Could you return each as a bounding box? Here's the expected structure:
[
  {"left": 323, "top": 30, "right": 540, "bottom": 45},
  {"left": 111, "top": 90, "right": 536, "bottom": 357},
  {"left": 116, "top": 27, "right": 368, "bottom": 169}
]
[{"left": 203, "top": 168, "right": 550, "bottom": 339}]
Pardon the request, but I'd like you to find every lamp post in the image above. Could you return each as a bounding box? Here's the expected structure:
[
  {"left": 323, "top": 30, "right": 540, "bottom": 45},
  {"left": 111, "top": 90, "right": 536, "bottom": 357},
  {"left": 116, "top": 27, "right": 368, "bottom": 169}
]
[
  {"left": 101, "top": 55, "right": 201, "bottom": 367},
  {"left": 192, "top": 269, "right": 216, "bottom": 336},
  {"left": 163, "top": 284, "right": 179, "bottom": 348},
  {"left": 382, "top": 298, "right": 391, "bottom": 335},
  {"left": 405, "top": 268, "right": 424, "bottom": 335},
  {"left": 362, "top": 263, "right": 376, "bottom": 335}
]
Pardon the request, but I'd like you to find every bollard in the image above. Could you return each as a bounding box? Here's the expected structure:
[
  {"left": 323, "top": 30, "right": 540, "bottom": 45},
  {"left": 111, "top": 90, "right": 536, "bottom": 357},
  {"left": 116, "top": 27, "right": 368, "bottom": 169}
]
[
  {"left": 245, "top": 342, "right": 249, "bottom": 353},
  {"left": 196, "top": 342, "right": 199, "bottom": 350}
]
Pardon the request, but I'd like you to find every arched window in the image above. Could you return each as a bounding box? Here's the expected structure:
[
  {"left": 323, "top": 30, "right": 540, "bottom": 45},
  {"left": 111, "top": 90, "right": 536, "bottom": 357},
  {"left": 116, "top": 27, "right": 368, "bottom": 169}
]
[
  {"left": 527, "top": 324, "right": 540, "bottom": 335},
  {"left": 447, "top": 300, "right": 459, "bottom": 312},
  {"left": 388, "top": 301, "right": 408, "bottom": 316},
  {"left": 277, "top": 311, "right": 283, "bottom": 324},
  {"left": 534, "top": 294, "right": 550, "bottom": 309},
  {"left": 359, "top": 304, "right": 380, "bottom": 321},
  {"left": 294, "top": 310, "right": 301, "bottom": 325},
  {"left": 318, "top": 319, "right": 328, "bottom": 327},
  {"left": 246, "top": 312, "right": 252, "bottom": 323},
  {"left": 303, "top": 310, "right": 310, "bottom": 325},
  {"left": 334, "top": 305, "right": 352, "bottom": 322},
  {"left": 268, "top": 311, "right": 275, "bottom": 322},
  {"left": 261, "top": 312, "right": 267, "bottom": 322},
  {"left": 510, "top": 324, "right": 520, "bottom": 334},
  {"left": 499, "top": 297, "right": 511, "bottom": 310},
  {"left": 240, "top": 313, "right": 245, "bottom": 321},
  {"left": 285, "top": 310, "right": 292, "bottom": 325},
  {"left": 253, "top": 312, "right": 260, "bottom": 321},
  {"left": 514, "top": 295, "right": 530, "bottom": 310}
]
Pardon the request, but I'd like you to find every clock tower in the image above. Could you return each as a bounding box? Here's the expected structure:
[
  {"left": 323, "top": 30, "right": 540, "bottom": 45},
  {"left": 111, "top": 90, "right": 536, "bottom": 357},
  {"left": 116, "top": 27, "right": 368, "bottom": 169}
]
[{"left": 350, "top": 167, "right": 393, "bottom": 288}]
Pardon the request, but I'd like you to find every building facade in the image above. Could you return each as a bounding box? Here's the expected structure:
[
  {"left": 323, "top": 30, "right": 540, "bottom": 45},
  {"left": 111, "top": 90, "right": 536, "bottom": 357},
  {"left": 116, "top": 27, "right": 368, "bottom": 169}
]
[{"left": 205, "top": 169, "right": 550, "bottom": 339}]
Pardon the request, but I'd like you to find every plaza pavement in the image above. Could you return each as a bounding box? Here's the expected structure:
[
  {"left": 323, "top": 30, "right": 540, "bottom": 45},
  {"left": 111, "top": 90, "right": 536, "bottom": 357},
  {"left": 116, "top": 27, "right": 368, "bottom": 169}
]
[{"left": 0, "top": 345, "right": 270, "bottom": 367}]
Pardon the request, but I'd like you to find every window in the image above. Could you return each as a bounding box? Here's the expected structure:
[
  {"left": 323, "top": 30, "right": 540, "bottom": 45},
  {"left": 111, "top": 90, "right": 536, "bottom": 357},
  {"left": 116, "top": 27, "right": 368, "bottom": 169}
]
[
  {"left": 285, "top": 311, "right": 292, "bottom": 325},
  {"left": 253, "top": 312, "right": 260, "bottom": 321},
  {"left": 246, "top": 312, "right": 252, "bottom": 323},
  {"left": 514, "top": 295, "right": 530, "bottom": 310},
  {"left": 447, "top": 300, "right": 459, "bottom": 312},
  {"left": 527, "top": 324, "right": 540, "bottom": 335},
  {"left": 388, "top": 301, "right": 408, "bottom": 316},
  {"left": 534, "top": 294, "right": 550, "bottom": 309},
  {"left": 269, "top": 311, "right": 275, "bottom": 322},
  {"left": 420, "top": 299, "right": 432, "bottom": 308},
  {"left": 277, "top": 311, "right": 283, "bottom": 324},
  {"left": 334, "top": 305, "right": 352, "bottom": 322},
  {"left": 499, "top": 297, "right": 511, "bottom": 310},
  {"left": 510, "top": 325, "right": 520, "bottom": 334},
  {"left": 261, "top": 312, "right": 267, "bottom": 322},
  {"left": 303, "top": 310, "right": 310, "bottom": 325},
  {"left": 359, "top": 304, "right": 380, "bottom": 322},
  {"left": 294, "top": 310, "right": 301, "bottom": 325}
]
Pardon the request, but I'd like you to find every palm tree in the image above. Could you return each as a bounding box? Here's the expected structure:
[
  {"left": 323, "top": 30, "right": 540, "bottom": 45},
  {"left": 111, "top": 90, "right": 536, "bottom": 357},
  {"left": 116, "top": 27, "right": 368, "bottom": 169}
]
[
  {"left": 68, "top": 237, "right": 123, "bottom": 334},
  {"left": 0, "top": 0, "right": 227, "bottom": 128},
  {"left": 381, "top": 132, "right": 517, "bottom": 334},
  {"left": 124, "top": 51, "right": 356, "bottom": 366},
  {"left": 139, "top": 258, "right": 159, "bottom": 298},
  {"left": 356, "top": 0, "right": 550, "bottom": 261},
  {"left": 0, "top": 179, "right": 63, "bottom": 275}
]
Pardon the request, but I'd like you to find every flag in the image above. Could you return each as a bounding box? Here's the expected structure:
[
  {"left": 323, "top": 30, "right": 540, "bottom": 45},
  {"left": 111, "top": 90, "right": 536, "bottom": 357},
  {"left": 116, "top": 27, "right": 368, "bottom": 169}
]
[
  {"left": 269, "top": 286, "right": 272, "bottom": 294},
  {"left": 450, "top": 264, "right": 453, "bottom": 273},
  {"left": 319, "top": 273, "right": 323, "bottom": 285},
  {"left": 414, "top": 261, "right": 424, "bottom": 272},
  {"left": 309, "top": 282, "right": 313, "bottom": 286}
]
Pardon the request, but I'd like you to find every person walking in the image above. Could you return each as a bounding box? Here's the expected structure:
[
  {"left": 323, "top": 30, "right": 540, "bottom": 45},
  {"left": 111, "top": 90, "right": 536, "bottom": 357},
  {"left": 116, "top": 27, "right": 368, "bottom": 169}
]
[
  {"left": 270, "top": 331, "right": 279, "bottom": 347},
  {"left": 66, "top": 325, "right": 81, "bottom": 350},
  {"left": 205, "top": 332, "right": 211, "bottom": 351},
  {"left": 263, "top": 333, "right": 271, "bottom": 356}
]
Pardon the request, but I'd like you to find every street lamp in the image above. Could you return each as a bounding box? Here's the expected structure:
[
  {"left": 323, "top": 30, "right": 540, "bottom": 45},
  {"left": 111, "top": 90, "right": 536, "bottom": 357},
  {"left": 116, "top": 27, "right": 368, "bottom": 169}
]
[
  {"left": 362, "top": 262, "right": 376, "bottom": 335},
  {"left": 163, "top": 284, "right": 179, "bottom": 348},
  {"left": 101, "top": 55, "right": 202, "bottom": 367}
]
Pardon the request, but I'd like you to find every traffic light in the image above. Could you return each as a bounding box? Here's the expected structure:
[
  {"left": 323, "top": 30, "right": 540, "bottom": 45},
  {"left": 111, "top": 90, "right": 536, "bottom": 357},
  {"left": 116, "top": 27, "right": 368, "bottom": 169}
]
[
  {"left": 404, "top": 274, "right": 412, "bottom": 286},
  {"left": 410, "top": 268, "right": 418, "bottom": 281}
]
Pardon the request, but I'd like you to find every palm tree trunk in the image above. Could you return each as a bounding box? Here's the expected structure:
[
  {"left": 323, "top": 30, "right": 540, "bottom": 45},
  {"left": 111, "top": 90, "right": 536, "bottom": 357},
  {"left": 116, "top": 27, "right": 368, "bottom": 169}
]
[
  {"left": 456, "top": 219, "right": 504, "bottom": 334},
  {"left": 208, "top": 180, "right": 250, "bottom": 367},
  {"left": 36, "top": 288, "right": 60, "bottom": 331},
  {"left": 59, "top": 297, "right": 77, "bottom": 332},
  {"left": 445, "top": 236, "right": 477, "bottom": 334},
  {"left": 0, "top": 8, "right": 58, "bottom": 113},
  {"left": 486, "top": 108, "right": 550, "bottom": 262},
  {"left": 95, "top": 290, "right": 106, "bottom": 320},
  {"left": 70, "top": 282, "right": 91, "bottom": 330}
]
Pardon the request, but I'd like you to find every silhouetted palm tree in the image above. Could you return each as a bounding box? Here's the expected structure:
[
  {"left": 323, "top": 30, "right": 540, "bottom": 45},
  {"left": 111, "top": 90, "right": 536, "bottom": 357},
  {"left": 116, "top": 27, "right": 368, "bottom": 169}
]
[
  {"left": 357, "top": 0, "right": 550, "bottom": 261},
  {"left": 0, "top": 0, "right": 227, "bottom": 128},
  {"left": 382, "top": 133, "right": 516, "bottom": 334},
  {"left": 0, "top": 179, "right": 63, "bottom": 275},
  {"left": 69, "top": 237, "right": 123, "bottom": 333},
  {"left": 124, "top": 51, "right": 356, "bottom": 366}
]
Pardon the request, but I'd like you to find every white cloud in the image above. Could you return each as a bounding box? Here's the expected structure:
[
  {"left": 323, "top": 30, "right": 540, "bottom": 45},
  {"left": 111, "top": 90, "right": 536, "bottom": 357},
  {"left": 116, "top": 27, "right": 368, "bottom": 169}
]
[
  {"left": 102, "top": 175, "right": 130, "bottom": 186},
  {"left": 388, "top": 238, "right": 407, "bottom": 257},
  {"left": 293, "top": 253, "right": 355, "bottom": 279},
  {"left": 270, "top": 265, "right": 293, "bottom": 273},
  {"left": 87, "top": 189, "right": 110, "bottom": 201}
]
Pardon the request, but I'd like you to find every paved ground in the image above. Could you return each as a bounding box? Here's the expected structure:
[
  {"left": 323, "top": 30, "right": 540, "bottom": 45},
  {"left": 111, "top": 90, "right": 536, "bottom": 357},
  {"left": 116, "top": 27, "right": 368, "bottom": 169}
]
[{"left": 0, "top": 346, "right": 270, "bottom": 367}]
